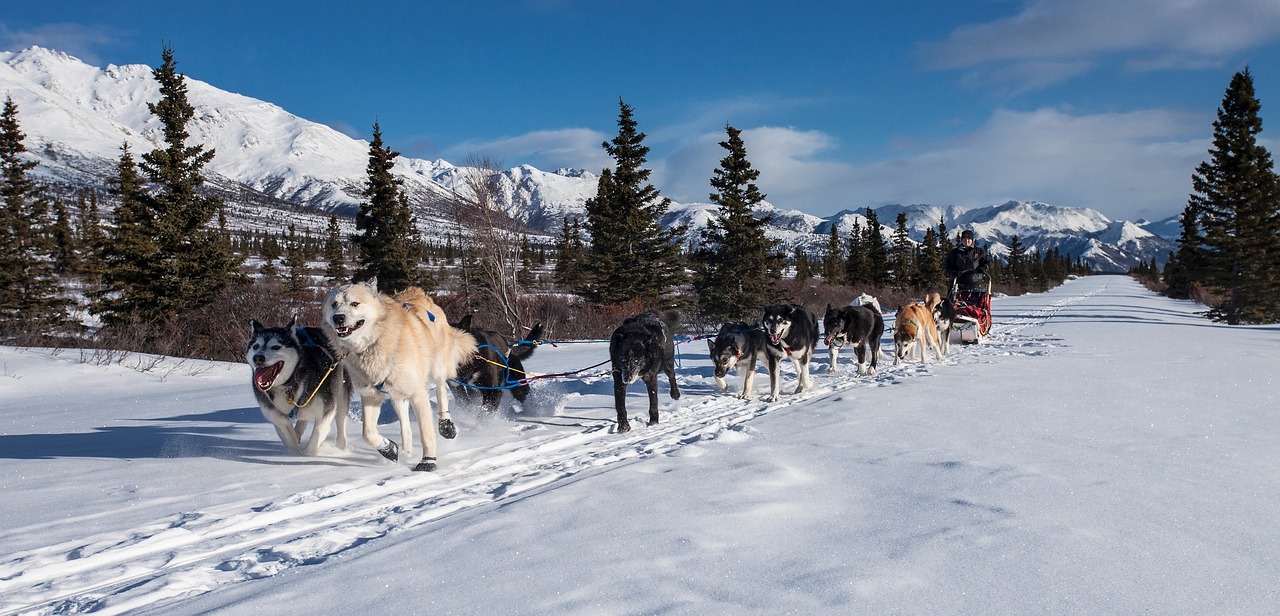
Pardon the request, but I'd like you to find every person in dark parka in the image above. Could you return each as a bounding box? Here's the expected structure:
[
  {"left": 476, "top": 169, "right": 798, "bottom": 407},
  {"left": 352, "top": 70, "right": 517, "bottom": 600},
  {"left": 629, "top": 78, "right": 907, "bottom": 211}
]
[{"left": 945, "top": 229, "right": 994, "bottom": 290}]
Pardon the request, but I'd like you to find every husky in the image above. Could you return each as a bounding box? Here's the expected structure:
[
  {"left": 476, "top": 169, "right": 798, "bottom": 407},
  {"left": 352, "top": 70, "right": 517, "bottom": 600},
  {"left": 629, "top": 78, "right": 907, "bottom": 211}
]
[
  {"left": 760, "top": 303, "right": 819, "bottom": 401},
  {"left": 246, "top": 317, "right": 350, "bottom": 455},
  {"left": 450, "top": 315, "right": 544, "bottom": 413},
  {"left": 610, "top": 311, "right": 681, "bottom": 433},
  {"left": 707, "top": 321, "right": 772, "bottom": 399},
  {"left": 322, "top": 279, "right": 478, "bottom": 472},
  {"left": 894, "top": 302, "right": 945, "bottom": 365},
  {"left": 926, "top": 291, "right": 953, "bottom": 356},
  {"left": 822, "top": 300, "right": 884, "bottom": 376}
]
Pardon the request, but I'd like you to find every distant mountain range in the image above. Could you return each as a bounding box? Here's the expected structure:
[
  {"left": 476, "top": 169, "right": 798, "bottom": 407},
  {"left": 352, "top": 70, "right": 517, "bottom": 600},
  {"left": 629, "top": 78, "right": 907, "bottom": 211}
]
[{"left": 1, "top": 46, "right": 1178, "bottom": 272}]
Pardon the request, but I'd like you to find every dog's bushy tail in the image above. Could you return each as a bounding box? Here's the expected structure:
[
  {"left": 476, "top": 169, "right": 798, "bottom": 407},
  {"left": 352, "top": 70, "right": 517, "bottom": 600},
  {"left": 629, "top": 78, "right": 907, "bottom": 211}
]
[
  {"left": 659, "top": 309, "right": 682, "bottom": 335},
  {"left": 508, "top": 323, "right": 544, "bottom": 362}
]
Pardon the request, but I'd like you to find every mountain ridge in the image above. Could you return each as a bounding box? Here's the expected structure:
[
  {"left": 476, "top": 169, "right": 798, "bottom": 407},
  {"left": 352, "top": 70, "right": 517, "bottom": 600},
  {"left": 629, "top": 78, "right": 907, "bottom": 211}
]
[{"left": 1, "top": 46, "right": 1176, "bottom": 272}]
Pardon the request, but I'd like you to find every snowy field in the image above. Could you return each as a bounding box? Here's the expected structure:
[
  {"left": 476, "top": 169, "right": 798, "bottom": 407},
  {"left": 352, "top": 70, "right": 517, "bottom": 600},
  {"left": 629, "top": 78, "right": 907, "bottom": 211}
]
[{"left": 1, "top": 275, "right": 1277, "bottom": 615}]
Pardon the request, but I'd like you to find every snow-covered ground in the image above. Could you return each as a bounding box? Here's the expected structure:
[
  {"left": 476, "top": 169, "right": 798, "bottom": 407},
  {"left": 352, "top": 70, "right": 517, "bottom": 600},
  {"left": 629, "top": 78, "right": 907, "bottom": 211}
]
[{"left": 1, "top": 275, "right": 1277, "bottom": 615}]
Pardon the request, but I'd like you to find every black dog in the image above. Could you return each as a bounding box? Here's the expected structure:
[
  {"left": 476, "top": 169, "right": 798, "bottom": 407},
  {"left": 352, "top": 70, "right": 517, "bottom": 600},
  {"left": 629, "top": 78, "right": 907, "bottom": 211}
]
[
  {"left": 450, "top": 315, "right": 544, "bottom": 413},
  {"left": 610, "top": 311, "right": 681, "bottom": 433},
  {"left": 822, "top": 302, "right": 885, "bottom": 376},
  {"left": 760, "top": 303, "right": 819, "bottom": 401},
  {"left": 707, "top": 321, "right": 772, "bottom": 399}
]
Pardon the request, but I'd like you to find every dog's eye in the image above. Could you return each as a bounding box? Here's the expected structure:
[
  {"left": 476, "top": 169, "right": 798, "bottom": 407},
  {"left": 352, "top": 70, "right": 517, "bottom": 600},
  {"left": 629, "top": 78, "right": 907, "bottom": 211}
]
[
  {"left": 271, "top": 345, "right": 282, "bottom": 351},
  {"left": 251, "top": 343, "right": 259, "bottom": 350},
  {"left": 350, "top": 302, "right": 360, "bottom": 308}
]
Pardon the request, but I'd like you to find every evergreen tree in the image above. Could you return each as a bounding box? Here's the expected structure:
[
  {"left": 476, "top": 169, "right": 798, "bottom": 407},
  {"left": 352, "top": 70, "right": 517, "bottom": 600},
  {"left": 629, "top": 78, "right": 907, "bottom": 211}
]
[
  {"left": 352, "top": 121, "right": 422, "bottom": 294},
  {"left": 553, "top": 216, "right": 587, "bottom": 290},
  {"left": 1189, "top": 67, "right": 1280, "bottom": 323},
  {"left": 937, "top": 216, "right": 954, "bottom": 257},
  {"left": 821, "top": 224, "right": 844, "bottom": 284},
  {"left": 323, "top": 214, "right": 347, "bottom": 284},
  {"left": 844, "top": 218, "right": 867, "bottom": 287},
  {"left": 1164, "top": 202, "right": 1205, "bottom": 299},
  {"left": 136, "top": 45, "right": 243, "bottom": 317},
  {"left": 283, "top": 223, "right": 308, "bottom": 295},
  {"left": 863, "top": 208, "right": 891, "bottom": 286},
  {"left": 889, "top": 212, "right": 913, "bottom": 289},
  {"left": 1006, "top": 235, "right": 1028, "bottom": 287},
  {"left": 0, "top": 96, "right": 67, "bottom": 335},
  {"left": 49, "top": 197, "right": 78, "bottom": 275},
  {"left": 582, "top": 99, "right": 686, "bottom": 304},
  {"left": 95, "top": 144, "right": 157, "bottom": 322},
  {"left": 693, "top": 125, "right": 781, "bottom": 321},
  {"left": 259, "top": 233, "right": 282, "bottom": 278},
  {"left": 793, "top": 247, "right": 812, "bottom": 282},
  {"left": 914, "top": 226, "right": 944, "bottom": 290},
  {"left": 77, "top": 192, "right": 108, "bottom": 293}
]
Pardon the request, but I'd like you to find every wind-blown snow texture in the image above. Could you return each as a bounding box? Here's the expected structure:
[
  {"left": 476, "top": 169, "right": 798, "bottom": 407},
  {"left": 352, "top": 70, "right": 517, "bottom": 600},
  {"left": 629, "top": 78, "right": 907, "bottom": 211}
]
[
  {"left": 1, "top": 46, "right": 1176, "bottom": 271},
  {"left": 1, "top": 276, "right": 1277, "bottom": 615}
]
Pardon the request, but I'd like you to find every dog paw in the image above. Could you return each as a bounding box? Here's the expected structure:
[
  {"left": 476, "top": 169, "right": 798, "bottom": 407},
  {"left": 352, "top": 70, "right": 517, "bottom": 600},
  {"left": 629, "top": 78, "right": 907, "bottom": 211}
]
[
  {"left": 439, "top": 418, "right": 457, "bottom": 440},
  {"left": 825, "top": 367, "right": 835, "bottom": 374},
  {"left": 670, "top": 389, "right": 681, "bottom": 400},
  {"left": 412, "top": 457, "right": 438, "bottom": 472},
  {"left": 617, "top": 419, "right": 631, "bottom": 434},
  {"left": 377, "top": 440, "right": 399, "bottom": 462},
  {"left": 765, "top": 395, "right": 779, "bottom": 403}
]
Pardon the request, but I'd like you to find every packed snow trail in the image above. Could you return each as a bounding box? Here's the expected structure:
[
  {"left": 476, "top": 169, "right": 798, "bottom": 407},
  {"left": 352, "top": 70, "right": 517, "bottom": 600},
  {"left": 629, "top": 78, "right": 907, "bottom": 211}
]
[{"left": 0, "top": 281, "right": 1099, "bottom": 615}]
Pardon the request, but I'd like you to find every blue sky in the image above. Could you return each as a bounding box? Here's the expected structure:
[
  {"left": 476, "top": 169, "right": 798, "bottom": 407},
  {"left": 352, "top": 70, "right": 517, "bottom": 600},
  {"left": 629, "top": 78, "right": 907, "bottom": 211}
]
[{"left": 4, "top": 1, "right": 1280, "bottom": 222}]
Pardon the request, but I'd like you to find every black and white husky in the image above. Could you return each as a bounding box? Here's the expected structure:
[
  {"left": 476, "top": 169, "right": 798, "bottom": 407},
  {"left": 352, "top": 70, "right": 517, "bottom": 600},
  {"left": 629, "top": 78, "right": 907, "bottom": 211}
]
[
  {"left": 822, "top": 300, "right": 885, "bottom": 376},
  {"left": 450, "top": 315, "right": 544, "bottom": 414},
  {"left": 760, "top": 303, "right": 819, "bottom": 401},
  {"left": 707, "top": 322, "right": 772, "bottom": 399},
  {"left": 246, "top": 317, "right": 351, "bottom": 455}
]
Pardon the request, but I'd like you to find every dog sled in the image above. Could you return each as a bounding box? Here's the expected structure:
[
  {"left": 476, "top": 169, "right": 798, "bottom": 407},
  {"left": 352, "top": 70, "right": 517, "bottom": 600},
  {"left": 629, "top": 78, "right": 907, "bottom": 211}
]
[{"left": 948, "top": 278, "right": 992, "bottom": 344}]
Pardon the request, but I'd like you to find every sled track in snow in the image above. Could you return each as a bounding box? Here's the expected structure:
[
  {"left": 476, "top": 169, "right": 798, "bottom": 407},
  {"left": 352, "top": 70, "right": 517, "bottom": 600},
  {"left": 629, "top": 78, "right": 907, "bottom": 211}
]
[{"left": 0, "top": 288, "right": 1091, "bottom": 615}]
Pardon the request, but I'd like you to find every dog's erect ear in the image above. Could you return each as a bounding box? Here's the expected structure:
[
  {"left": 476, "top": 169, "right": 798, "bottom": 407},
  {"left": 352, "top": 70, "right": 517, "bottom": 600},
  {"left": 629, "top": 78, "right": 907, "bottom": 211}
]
[
  {"left": 456, "top": 314, "right": 473, "bottom": 331},
  {"left": 365, "top": 277, "right": 378, "bottom": 293},
  {"left": 826, "top": 303, "right": 833, "bottom": 313},
  {"left": 707, "top": 338, "right": 715, "bottom": 354},
  {"left": 250, "top": 319, "right": 263, "bottom": 335},
  {"left": 288, "top": 314, "right": 298, "bottom": 330}
]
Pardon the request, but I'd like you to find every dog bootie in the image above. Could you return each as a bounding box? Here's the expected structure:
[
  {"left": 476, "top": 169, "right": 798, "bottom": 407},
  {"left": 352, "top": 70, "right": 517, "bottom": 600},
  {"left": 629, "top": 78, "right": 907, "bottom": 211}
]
[
  {"left": 377, "top": 439, "right": 399, "bottom": 462},
  {"left": 439, "top": 418, "right": 457, "bottom": 440},
  {"left": 412, "top": 457, "right": 437, "bottom": 472}
]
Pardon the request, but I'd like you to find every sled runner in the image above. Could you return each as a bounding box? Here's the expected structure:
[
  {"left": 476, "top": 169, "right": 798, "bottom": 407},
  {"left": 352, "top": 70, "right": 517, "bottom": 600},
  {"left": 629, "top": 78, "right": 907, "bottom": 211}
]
[{"left": 948, "top": 277, "right": 992, "bottom": 344}]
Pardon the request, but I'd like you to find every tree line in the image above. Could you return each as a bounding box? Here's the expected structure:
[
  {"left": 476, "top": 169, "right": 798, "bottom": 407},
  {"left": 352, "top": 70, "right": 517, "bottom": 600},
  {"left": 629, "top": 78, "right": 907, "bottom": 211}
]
[{"left": 1, "top": 47, "right": 1093, "bottom": 358}]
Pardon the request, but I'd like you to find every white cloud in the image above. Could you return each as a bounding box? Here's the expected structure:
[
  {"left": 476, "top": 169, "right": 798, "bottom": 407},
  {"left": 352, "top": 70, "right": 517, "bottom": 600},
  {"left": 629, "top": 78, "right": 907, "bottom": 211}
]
[
  {"left": 920, "top": 0, "right": 1280, "bottom": 88},
  {"left": 443, "top": 128, "right": 612, "bottom": 172},
  {"left": 648, "top": 107, "right": 1213, "bottom": 223}
]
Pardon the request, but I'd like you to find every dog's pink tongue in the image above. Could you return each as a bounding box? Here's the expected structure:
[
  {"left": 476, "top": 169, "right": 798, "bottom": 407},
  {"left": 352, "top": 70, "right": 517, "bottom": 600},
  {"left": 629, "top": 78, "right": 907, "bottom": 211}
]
[{"left": 254, "top": 362, "right": 283, "bottom": 390}]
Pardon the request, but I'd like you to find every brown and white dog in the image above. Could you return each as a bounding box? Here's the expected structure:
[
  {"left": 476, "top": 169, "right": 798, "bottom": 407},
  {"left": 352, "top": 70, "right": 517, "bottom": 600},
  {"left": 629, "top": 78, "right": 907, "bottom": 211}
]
[{"left": 894, "top": 301, "right": 945, "bottom": 365}]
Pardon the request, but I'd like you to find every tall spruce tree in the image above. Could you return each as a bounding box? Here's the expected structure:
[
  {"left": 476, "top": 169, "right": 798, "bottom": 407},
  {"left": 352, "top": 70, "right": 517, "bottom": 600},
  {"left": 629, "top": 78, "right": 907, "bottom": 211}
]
[
  {"left": 353, "top": 121, "right": 422, "bottom": 294},
  {"left": 553, "top": 216, "right": 587, "bottom": 291},
  {"left": 914, "top": 226, "right": 944, "bottom": 290},
  {"left": 0, "top": 96, "right": 67, "bottom": 335},
  {"left": 863, "top": 208, "right": 891, "bottom": 286},
  {"left": 77, "top": 192, "right": 108, "bottom": 293},
  {"left": 844, "top": 218, "right": 867, "bottom": 287},
  {"left": 1164, "top": 202, "right": 1205, "bottom": 299},
  {"left": 693, "top": 125, "right": 781, "bottom": 321},
  {"left": 889, "top": 212, "right": 913, "bottom": 289},
  {"left": 136, "top": 45, "right": 242, "bottom": 317},
  {"left": 1006, "top": 235, "right": 1028, "bottom": 287},
  {"left": 283, "top": 223, "right": 308, "bottom": 295},
  {"left": 821, "top": 224, "right": 844, "bottom": 284},
  {"left": 793, "top": 247, "right": 812, "bottom": 282},
  {"left": 323, "top": 214, "right": 347, "bottom": 284},
  {"left": 582, "top": 99, "right": 686, "bottom": 305},
  {"left": 1189, "top": 67, "right": 1280, "bottom": 323},
  {"left": 95, "top": 144, "right": 158, "bottom": 322}
]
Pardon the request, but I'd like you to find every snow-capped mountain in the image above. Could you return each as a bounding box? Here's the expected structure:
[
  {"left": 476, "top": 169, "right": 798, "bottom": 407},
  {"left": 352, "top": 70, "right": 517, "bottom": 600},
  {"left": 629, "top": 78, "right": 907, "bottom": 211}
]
[{"left": 2, "top": 46, "right": 1169, "bottom": 272}]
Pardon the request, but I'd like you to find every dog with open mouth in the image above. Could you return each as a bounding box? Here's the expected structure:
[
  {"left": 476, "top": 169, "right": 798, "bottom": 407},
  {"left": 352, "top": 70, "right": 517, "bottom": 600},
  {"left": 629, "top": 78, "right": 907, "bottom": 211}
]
[
  {"left": 760, "top": 303, "right": 819, "bottom": 401},
  {"left": 246, "top": 317, "right": 351, "bottom": 455}
]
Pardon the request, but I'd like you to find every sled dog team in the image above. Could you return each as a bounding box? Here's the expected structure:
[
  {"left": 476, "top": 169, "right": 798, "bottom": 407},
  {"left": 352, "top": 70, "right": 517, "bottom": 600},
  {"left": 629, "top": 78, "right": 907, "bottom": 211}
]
[{"left": 248, "top": 279, "right": 949, "bottom": 471}]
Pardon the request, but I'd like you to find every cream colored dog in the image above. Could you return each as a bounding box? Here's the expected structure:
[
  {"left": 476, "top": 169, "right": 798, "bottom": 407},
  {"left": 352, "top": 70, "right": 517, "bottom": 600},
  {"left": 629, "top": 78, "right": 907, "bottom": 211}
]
[
  {"left": 894, "top": 302, "right": 945, "bottom": 365},
  {"left": 323, "top": 279, "right": 477, "bottom": 472}
]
